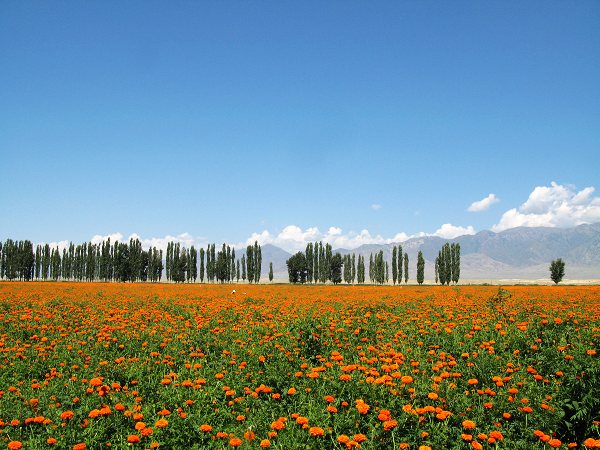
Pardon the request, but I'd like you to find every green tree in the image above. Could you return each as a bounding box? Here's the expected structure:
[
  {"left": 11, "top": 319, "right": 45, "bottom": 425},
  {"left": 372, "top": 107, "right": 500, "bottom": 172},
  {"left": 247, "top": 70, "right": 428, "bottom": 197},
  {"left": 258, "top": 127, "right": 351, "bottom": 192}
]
[
  {"left": 550, "top": 258, "right": 566, "bottom": 284},
  {"left": 269, "top": 262, "right": 274, "bottom": 282},
  {"left": 417, "top": 250, "right": 425, "bottom": 285},
  {"left": 392, "top": 246, "right": 398, "bottom": 285},
  {"left": 246, "top": 245, "right": 254, "bottom": 283},
  {"left": 404, "top": 253, "right": 409, "bottom": 283},
  {"left": 306, "top": 243, "right": 313, "bottom": 283},
  {"left": 286, "top": 252, "right": 307, "bottom": 283},
  {"left": 357, "top": 255, "right": 365, "bottom": 284},
  {"left": 199, "top": 248, "right": 205, "bottom": 283},
  {"left": 451, "top": 243, "right": 460, "bottom": 284},
  {"left": 330, "top": 253, "right": 343, "bottom": 284}
]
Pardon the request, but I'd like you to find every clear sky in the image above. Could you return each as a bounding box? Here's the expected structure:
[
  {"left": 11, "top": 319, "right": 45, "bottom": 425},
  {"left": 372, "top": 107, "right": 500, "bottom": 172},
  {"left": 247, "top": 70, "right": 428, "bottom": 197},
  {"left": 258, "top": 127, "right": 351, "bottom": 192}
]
[{"left": 1, "top": 1, "right": 599, "bottom": 252}]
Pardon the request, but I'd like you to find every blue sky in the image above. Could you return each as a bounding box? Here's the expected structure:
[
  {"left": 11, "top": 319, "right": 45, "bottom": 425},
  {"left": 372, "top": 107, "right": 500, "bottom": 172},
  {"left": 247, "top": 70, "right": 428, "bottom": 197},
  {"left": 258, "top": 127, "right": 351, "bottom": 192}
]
[{"left": 1, "top": 1, "right": 599, "bottom": 251}]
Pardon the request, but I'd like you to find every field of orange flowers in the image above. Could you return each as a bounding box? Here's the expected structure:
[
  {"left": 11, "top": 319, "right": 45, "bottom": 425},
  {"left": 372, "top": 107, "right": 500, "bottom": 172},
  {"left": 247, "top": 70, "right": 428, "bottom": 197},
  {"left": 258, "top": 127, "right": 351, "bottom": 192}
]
[{"left": 0, "top": 282, "right": 599, "bottom": 450}]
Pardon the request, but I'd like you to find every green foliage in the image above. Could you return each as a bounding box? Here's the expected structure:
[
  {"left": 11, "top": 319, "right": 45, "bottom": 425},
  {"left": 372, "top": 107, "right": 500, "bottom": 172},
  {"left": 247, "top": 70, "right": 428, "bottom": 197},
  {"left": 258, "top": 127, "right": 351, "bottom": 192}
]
[
  {"left": 550, "top": 258, "right": 566, "bottom": 284},
  {"left": 330, "top": 253, "right": 343, "bottom": 284},
  {"left": 416, "top": 250, "right": 425, "bottom": 284},
  {"left": 286, "top": 252, "right": 307, "bottom": 283}
]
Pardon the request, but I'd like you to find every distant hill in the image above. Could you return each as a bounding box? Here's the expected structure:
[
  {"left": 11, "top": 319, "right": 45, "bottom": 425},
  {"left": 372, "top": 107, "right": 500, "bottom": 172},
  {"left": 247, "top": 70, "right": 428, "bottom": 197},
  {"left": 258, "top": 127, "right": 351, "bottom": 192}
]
[{"left": 252, "top": 223, "right": 600, "bottom": 281}]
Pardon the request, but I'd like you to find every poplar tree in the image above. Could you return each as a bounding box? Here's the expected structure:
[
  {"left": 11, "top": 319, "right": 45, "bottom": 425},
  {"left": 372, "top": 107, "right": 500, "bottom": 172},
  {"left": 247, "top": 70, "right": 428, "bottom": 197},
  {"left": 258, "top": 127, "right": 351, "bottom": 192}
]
[
  {"left": 356, "top": 255, "right": 364, "bottom": 284},
  {"left": 417, "top": 250, "right": 425, "bottom": 285},
  {"left": 313, "top": 242, "right": 319, "bottom": 283},
  {"left": 246, "top": 245, "right": 254, "bottom": 283},
  {"left": 306, "top": 243, "right": 313, "bottom": 283},
  {"left": 254, "top": 241, "right": 262, "bottom": 283},
  {"left": 199, "top": 248, "right": 205, "bottom": 283},
  {"left": 397, "top": 245, "right": 403, "bottom": 284},
  {"left": 269, "top": 262, "right": 273, "bottom": 282},
  {"left": 404, "top": 253, "right": 409, "bottom": 283},
  {"left": 392, "top": 246, "right": 398, "bottom": 285},
  {"left": 190, "top": 246, "right": 198, "bottom": 282},
  {"left": 451, "top": 243, "right": 460, "bottom": 284}
]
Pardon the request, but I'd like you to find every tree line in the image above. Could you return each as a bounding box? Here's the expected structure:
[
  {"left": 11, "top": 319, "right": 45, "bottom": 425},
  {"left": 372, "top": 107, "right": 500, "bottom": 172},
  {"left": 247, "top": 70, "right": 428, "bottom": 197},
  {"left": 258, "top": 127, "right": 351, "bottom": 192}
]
[
  {"left": 286, "top": 241, "right": 461, "bottom": 285},
  {"left": 0, "top": 238, "right": 263, "bottom": 283}
]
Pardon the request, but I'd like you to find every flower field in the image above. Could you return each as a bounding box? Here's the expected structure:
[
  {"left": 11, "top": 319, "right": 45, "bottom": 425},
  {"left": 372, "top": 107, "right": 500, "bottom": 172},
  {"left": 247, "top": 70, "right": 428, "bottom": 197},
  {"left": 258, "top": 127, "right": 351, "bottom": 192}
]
[{"left": 0, "top": 282, "right": 599, "bottom": 449}]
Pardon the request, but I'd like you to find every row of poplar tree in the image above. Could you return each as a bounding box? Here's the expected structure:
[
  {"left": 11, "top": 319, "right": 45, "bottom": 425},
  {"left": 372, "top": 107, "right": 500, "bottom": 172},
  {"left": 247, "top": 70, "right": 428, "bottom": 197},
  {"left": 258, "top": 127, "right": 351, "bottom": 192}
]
[
  {"left": 164, "top": 241, "right": 262, "bottom": 283},
  {"left": 287, "top": 242, "right": 460, "bottom": 285},
  {"left": 0, "top": 238, "right": 263, "bottom": 283}
]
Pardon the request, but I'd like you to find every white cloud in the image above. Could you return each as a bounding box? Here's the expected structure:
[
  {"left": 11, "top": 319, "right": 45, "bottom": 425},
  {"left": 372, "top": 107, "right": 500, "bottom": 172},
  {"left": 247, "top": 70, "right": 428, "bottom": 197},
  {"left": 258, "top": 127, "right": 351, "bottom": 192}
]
[
  {"left": 243, "top": 223, "right": 476, "bottom": 252},
  {"left": 90, "top": 232, "right": 124, "bottom": 246},
  {"left": 89, "top": 232, "right": 203, "bottom": 252},
  {"left": 45, "top": 240, "right": 70, "bottom": 252},
  {"left": 468, "top": 193, "right": 499, "bottom": 212},
  {"left": 432, "top": 223, "right": 476, "bottom": 239},
  {"left": 492, "top": 182, "right": 600, "bottom": 232},
  {"left": 371, "top": 203, "right": 382, "bottom": 210}
]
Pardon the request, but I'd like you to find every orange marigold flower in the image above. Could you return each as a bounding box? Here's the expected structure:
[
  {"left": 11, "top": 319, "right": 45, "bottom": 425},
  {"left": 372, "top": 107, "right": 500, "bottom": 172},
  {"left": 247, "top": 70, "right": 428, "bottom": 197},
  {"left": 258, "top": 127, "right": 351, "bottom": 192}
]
[
  {"left": 401, "top": 375, "right": 413, "bottom": 384},
  {"left": 296, "top": 416, "right": 309, "bottom": 426},
  {"left": 155, "top": 419, "right": 168, "bottom": 429},
  {"left": 200, "top": 424, "right": 213, "bottom": 432},
  {"left": 61, "top": 410, "right": 75, "bottom": 421},
  {"left": 468, "top": 378, "right": 478, "bottom": 385},
  {"left": 271, "top": 420, "right": 285, "bottom": 430},
  {"left": 353, "top": 434, "right": 367, "bottom": 443},
  {"left": 548, "top": 439, "right": 562, "bottom": 448},
  {"left": 462, "top": 420, "right": 476, "bottom": 429},
  {"left": 244, "top": 430, "right": 255, "bottom": 441},
  {"left": 134, "top": 422, "right": 146, "bottom": 431},
  {"left": 8, "top": 442, "right": 23, "bottom": 450},
  {"left": 73, "top": 444, "right": 86, "bottom": 450},
  {"left": 260, "top": 439, "right": 271, "bottom": 448},
  {"left": 127, "top": 435, "right": 140, "bottom": 443},
  {"left": 378, "top": 409, "right": 392, "bottom": 421},
  {"left": 309, "top": 427, "right": 325, "bottom": 437},
  {"left": 229, "top": 437, "right": 242, "bottom": 447},
  {"left": 47, "top": 438, "right": 58, "bottom": 445},
  {"left": 383, "top": 419, "right": 398, "bottom": 431},
  {"left": 337, "top": 435, "right": 350, "bottom": 444},
  {"left": 471, "top": 442, "right": 483, "bottom": 450},
  {"left": 489, "top": 431, "right": 504, "bottom": 441}
]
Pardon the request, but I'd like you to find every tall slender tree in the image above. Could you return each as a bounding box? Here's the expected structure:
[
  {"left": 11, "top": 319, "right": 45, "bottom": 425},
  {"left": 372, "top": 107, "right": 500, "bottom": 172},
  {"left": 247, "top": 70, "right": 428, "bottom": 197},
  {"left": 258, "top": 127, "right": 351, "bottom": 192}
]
[
  {"left": 417, "top": 250, "right": 425, "bottom": 285},
  {"left": 392, "top": 246, "right": 398, "bottom": 285},
  {"left": 404, "top": 253, "right": 409, "bottom": 283}
]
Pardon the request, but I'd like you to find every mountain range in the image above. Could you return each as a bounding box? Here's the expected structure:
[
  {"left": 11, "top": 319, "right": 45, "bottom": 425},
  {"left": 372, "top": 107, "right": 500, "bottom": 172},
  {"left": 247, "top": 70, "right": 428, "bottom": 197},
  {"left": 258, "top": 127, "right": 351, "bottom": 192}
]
[{"left": 247, "top": 223, "right": 600, "bottom": 282}]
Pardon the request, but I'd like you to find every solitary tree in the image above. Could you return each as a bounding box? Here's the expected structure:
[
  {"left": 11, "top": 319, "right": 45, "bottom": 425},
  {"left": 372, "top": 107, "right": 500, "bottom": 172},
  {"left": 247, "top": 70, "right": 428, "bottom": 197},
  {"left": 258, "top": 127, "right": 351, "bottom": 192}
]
[{"left": 549, "top": 258, "right": 565, "bottom": 284}]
